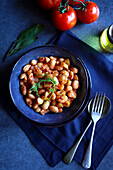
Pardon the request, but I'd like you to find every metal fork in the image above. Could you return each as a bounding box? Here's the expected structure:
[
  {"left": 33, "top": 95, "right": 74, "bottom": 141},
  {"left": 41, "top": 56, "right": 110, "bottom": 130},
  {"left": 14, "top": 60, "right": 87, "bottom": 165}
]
[{"left": 82, "top": 92, "right": 105, "bottom": 169}]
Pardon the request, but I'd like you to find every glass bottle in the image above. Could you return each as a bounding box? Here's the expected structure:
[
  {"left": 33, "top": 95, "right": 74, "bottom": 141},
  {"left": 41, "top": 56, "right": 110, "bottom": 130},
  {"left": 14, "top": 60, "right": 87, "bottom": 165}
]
[{"left": 100, "top": 24, "right": 113, "bottom": 53}]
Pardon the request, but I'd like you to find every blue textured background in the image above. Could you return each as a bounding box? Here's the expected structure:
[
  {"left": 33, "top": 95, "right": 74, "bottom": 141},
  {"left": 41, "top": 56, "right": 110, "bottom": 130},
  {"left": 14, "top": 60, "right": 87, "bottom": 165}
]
[{"left": 0, "top": 0, "right": 113, "bottom": 170}]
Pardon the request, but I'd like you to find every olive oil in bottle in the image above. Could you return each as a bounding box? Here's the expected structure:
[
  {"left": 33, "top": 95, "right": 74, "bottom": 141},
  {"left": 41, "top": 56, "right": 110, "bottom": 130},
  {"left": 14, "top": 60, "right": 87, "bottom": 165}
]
[{"left": 100, "top": 24, "right": 113, "bottom": 53}]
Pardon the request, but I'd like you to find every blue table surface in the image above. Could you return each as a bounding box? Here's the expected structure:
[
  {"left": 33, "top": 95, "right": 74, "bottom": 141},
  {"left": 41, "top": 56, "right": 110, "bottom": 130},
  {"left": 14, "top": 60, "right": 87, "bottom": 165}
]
[{"left": 0, "top": 0, "right": 113, "bottom": 170}]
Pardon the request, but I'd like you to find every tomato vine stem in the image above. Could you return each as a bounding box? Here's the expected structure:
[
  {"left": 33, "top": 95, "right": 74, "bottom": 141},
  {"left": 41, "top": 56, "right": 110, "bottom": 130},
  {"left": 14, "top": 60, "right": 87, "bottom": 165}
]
[
  {"left": 70, "top": 0, "right": 88, "bottom": 11},
  {"left": 58, "top": 0, "right": 69, "bottom": 13}
]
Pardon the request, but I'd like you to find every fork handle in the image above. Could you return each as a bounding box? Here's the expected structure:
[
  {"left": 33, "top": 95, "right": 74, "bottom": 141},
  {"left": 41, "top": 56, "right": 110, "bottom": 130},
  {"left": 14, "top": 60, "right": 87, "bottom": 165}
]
[
  {"left": 82, "top": 122, "right": 96, "bottom": 169},
  {"left": 63, "top": 120, "right": 92, "bottom": 164}
]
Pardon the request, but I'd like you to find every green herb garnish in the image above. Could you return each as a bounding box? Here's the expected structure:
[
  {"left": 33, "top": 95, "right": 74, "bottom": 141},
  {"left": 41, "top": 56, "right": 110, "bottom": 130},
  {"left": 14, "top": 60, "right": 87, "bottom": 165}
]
[
  {"left": 3, "top": 24, "right": 44, "bottom": 61},
  {"left": 30, "top": 74, "right": 57, "bottom": 103}
]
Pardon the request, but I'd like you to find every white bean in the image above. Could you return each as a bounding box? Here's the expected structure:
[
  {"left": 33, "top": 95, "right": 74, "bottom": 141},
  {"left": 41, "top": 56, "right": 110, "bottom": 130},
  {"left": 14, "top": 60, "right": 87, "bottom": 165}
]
[
  {"left": 41, "top": 101, "right": 50, "bottom": 110},
  {"left": 72, "top": 80, "right": 79, "bottom": 89},
  {"left": 28, "top": 94, "right": 35, "bottom": 99},
  {"left": 65, "top": 59, "right": 70, "bottom": 66},
  {"left": 52, "top": 70, "right": 59, "bottom": 77},
  {"left": 44, "top": 82, "right": 53, "bottom": 88},
  {"left": 55, "top": 65, "right": 63, "bottom": 71},
  {"left": 61, "top": 62, "right": 68, "bottom": 69},
  {"left": 69, "top": 71, "right": 74, "bottom": 80},
  {"left": 49, "top": 106, "right": 59, "bottom": 113},
  {"left": 33, "top": 103, "right": 38, "bottom": 109},
  {"left": 70, "top": 67, "right": 78, "bottom": 73},
  {"left": 53, "top": 77, "right": 59, "bottom": 85},
  {"left": 49, "top": 59, "right": 56, "bottom": 69},
  {"left": 59, "top": 58, "right": 64, "bottom": 62},
  {"left": 37, "top": 98, "right": 44, "bottom": 105},
  {"left": 45, "top": 57, "right": 50, "bottom": 63},
  {"left": 34, "top": 107, "right": 41, "bottom": 113},
  {"left": 73, "top": 74, "right": 79, "bottom": 80},
  {"left": 40, "top": 109, "right": 48, "bottom": 115},
  {"left": 57, "top": 103, "right": 63, "bottom": 108},
  {"left": 26, "top": 97, "right": 32, "bottom": 107},
  {"left": 60, "top": 70, "right": 69, "bottom": 77},
  {"left": 50, "top": 56, "right": 57, "bottom": 60},
  {"left": 63, "top": 101, "right": 71, "bottom": 107},
  {"left": 58, "top": 108, "right": 63, "bottom": 113},
  {"left": 37, "top": 63, "right": 43, "bottom": 68},
  {"left": 20, "top": 73, "right": 26, "bottom": 79},
  {"left": 57, "top": 95, "right": 68, "bottom": 103},
  {"left": 65, "top": 85, "right": 72, "bottom": 92},
  {"left": 38, "top": 89, "right": 45, "bottom": 95},
  {"left": 31, "top": 59, "right": 37, "bottom": 65},
  {"left": 51, "top": 93, "right": 56, "bottom": 100},
  {"left": 21, "top": 84, "right": 27, "bottom": 95},
  {"left": 67, "top": 91, "right": 77, "bottom": 98},
  {"left": 66, "top": 80, "right": 72, "bottom": 86},
  {"left": 51, "top": 100, "right": 57, "bottom": 106},
  {"left": 27, "top": 69, "right": 32, "bottom": 76},
  {"left": 59, "top": 74, "right": 67, "bottom": 84},
  {"left": 19, "top": 80, "right": 24, "bottom": 85},
  {"left": 23, "top": 64, "right": 31, "bottom": 72},
  {"left": 37, "top": 73, "right": 45, "bottom": 79},
  {"left": 56, "top": 84, "right": 64, "bottom": 90},
  {"left": 58, "top": 74, "right": 66, "bottom": 81}
]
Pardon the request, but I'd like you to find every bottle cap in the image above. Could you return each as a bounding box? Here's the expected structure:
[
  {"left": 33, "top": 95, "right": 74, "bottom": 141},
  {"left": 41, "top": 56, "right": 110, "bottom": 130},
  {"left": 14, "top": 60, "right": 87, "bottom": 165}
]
[{"left": 107, "top": 24, "right": 113, "bottom": 43}]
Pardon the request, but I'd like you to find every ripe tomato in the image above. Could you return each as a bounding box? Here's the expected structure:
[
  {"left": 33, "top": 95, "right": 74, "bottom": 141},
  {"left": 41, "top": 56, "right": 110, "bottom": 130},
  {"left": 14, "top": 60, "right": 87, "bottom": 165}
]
[
  {"left": 51, "top": 6, "right": 77, "bottom": 31},
  {"left": 36, "top": 0, "right": 61, "bottom": 10},
  {"left": 77, "top": 1, "right": 100, "bottom": 24},
  {"left": 64, "top": 0, "right": 84, "bottom": 6}
]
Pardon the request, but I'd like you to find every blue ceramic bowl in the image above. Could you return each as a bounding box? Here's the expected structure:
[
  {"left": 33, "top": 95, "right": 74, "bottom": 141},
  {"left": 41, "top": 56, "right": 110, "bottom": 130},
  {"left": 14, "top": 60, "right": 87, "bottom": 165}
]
[{"left": 9, "top": 45, "right": 91, "bottom": 127}]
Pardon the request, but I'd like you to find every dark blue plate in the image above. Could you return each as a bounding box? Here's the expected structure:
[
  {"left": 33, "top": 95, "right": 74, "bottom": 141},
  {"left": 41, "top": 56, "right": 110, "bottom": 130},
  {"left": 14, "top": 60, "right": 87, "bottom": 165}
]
[{"left": 9, "top": 45, "right": 91, "bottom": 127}]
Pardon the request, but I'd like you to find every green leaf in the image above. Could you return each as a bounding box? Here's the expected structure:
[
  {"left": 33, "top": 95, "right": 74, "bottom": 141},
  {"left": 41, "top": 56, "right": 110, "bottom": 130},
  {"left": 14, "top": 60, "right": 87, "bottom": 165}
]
[
  {"left": 7, "top": 36, "right": 37, "bottom": 56},
  {"left": 5, "top": 24, "right": 44, "bottom": 60},
  {"left": 17, "top": 24, "right": 45, "bottom": 42}
]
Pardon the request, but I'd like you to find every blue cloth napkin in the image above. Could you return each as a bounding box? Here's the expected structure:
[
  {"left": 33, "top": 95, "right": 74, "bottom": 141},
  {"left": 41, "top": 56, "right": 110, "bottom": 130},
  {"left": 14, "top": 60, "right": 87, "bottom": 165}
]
[{"left": 0, "top": 31, "right": 113, "bottom": 169}]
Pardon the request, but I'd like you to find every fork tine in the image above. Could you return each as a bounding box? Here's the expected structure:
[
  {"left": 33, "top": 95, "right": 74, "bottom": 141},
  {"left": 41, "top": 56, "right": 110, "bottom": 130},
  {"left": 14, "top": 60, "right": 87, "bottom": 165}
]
[
  {"left": 99, "top": 93, "right": 105, "bottom": 114},
  {"left": 91, "top": 92, "right": 98, "bottom": 112},
  {"left": 97, "top": 92, "right": 103, "bottom": 113},
  {"left": 94, "top": 92, "right": 100, "bottom": 112}
]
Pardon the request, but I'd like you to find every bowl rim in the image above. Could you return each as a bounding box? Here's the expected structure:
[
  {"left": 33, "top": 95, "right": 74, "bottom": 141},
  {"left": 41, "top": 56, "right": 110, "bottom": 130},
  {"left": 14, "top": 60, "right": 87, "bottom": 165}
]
[{"left": 9, "top": 44, "right": 91, "bottom": 127}]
